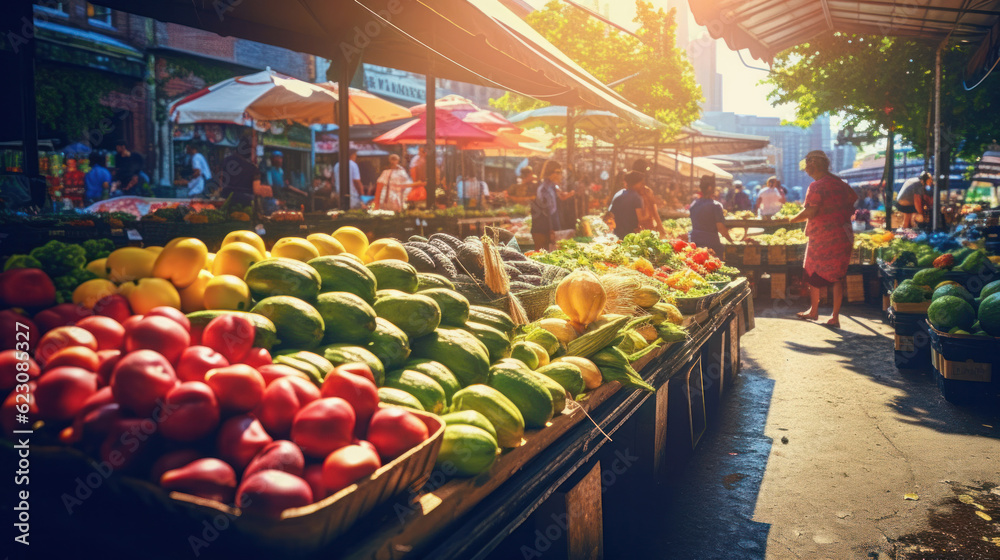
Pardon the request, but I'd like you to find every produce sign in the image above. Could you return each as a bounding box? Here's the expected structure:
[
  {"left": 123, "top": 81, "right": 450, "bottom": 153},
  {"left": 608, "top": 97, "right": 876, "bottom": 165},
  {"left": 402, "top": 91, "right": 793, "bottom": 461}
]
[{"left": 2, "top": 222, "right": 699, "bottom": 533}]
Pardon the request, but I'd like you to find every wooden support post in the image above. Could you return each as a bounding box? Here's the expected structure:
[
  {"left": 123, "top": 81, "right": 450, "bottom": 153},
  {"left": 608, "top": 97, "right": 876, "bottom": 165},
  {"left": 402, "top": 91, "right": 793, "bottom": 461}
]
[
  {"left": 534, "top": 461, "right": 604, "bottom": 560},
  {"left": 634, "top": 382, "right": 670, "bottom": 483},
  {"left": 701, "top": 327, "right": 726, "bottom": 423},
  {"left": 726, "top": 312, "right": 741, "bottom": 384},
  {"left": 425, "top": 72, "right": 437, "bottom": 209},
  {"left": 688, "top": 358, "right": 707, "bottom": 449}
]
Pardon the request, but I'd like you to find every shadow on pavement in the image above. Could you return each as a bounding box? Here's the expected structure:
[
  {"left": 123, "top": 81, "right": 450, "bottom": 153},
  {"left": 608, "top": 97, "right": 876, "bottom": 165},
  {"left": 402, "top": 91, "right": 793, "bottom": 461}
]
[
  {"left": 773, "top": 305, "right": 1000, "bottom": 441},
  {"left": 603, "top": 355, "right": 776, "bottom": 560}
]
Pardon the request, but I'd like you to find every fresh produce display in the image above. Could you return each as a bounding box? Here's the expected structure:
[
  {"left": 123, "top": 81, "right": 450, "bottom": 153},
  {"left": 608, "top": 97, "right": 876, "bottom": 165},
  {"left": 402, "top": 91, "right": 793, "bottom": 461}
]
[{"left": 1, "top": 214, "right": 732, "bottom": 549}]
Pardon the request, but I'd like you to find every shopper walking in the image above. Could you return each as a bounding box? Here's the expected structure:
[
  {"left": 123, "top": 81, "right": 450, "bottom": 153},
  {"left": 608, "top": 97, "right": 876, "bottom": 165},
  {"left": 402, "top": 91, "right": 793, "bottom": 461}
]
[
  {"left": 375, "top": 154, "right": 413, "bottom": 212},
  {"left": 608, "top": 171, "right": 646, "bottom": 239},
  {"left": 689, "top": 175, "right": 734, "bottom": 255},
  {"left": 531, "top": 159, "right": 564, "bottom": 251},
  {"left": 789, "top": 150, "right": 858, "bottom": 328},
  {"left": 755, "top": 176, "right": 786, "bottom": 218}
]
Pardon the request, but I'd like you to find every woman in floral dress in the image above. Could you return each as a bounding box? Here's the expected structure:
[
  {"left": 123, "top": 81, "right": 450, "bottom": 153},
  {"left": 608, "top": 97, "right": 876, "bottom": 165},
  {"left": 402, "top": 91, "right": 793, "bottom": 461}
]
[{"left": 789, "top": 150, "right": 858, "bottom": 328}]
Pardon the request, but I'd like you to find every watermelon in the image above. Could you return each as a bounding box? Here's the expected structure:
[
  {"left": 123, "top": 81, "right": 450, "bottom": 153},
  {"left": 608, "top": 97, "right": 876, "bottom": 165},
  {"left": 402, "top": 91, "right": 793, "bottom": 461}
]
[
  {"left": 981, "top": 280, "right": 1000, "bottom": 300},
  {"left": 931, "top": 284, "right": 973, "bottom": 304},
  {"left": 978, "top": 293, "right": 1000, "bottom": 336},
  {"left": 927, "top": 295, "right": 976, "bottom": 332}
]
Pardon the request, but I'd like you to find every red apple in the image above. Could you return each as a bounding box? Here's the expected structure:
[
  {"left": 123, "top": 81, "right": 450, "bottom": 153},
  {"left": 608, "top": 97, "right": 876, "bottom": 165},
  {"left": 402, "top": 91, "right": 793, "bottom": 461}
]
[
  {"left": 74, "top": 315, "right": 126, "bottom": 351},
  {"left": 257, "top": 376, "right": 321, "bottom": 438},
  {"left": 367, "top": 407, "right": 429, "bottom": 462},
  {"left": 243, "top": 440, "right": 305, "bottom": 479},
  {"left": 291, "top": 398, "right": 355, "bottom": 459},
  {"left": 201, "top": 314, "right": 255, "bottom": 363},
  {"left": 204, "top": 364, "right": 265, "bottom": 414},
  {"left": 175, "top": 346, "right": 229, "bottom": 383},
  {"left": 321, "top": 367, "right": 378, "bottom": 438},
  {"left": 216, "top": 415, "right": 272, "bottom": 471},
  {"left": 160, "top": 458, "right": 237, "bottom": 504},
  {"left": 0, "top": 349, "right": 40, "bottom": 391},
  {"left": 124, "top": 316, "right": 190, "bottom": 365},
  {"left": 321, "top": 444, "right": 381, "bottom": 494},
  {"left": 121, "top": 314, "right": 144, "bottom": 332},
  {"left": 93, "top": 294, "right": 131, "bottom": 323},
  {"left": 158, "top": 381, "right": 220, "bottom": 442},
  {"left": 34, "top": 366, "right": 98, "bottom": 421},
  {"left": 110, "top": 349, "right": 178, "bottom": 417},
  {"left": 236, "top": 470, "right": 313, "bottom": 518},
  {"left": 302, "top": 464, "right": 327, "bottom": 501}
]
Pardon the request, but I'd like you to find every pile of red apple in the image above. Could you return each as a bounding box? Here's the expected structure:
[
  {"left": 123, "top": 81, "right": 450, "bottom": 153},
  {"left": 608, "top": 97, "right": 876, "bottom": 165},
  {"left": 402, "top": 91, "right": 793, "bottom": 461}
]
[{"left": 1, "top": 295, "right": 432, "bottom": 519}]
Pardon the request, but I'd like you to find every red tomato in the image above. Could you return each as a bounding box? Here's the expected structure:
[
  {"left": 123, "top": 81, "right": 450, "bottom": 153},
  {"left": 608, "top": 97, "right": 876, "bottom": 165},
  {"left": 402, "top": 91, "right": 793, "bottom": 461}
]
[
  {"left": 160, "top": 458, "right": 237, "bottom": 504},
  {"left": 367, "top": 407, "right": 429, "bottom": 462},
  {"left": 321, "top": 367, "right": 379, "bottom": 439},
  {"left": 35, "top": 326, "right": 98, "bottom": 364},
  {"left": 33, "top": 303, "right": 91, "bottom": 334},
  {"left": 201, "top": 314, "right": 255, "bottom": 363},
  {"left": 204, "top": 364, "right": 265, "bottom": 414},
  {"left": 150, "top": 449, "right": 204, "bottom": 483},
  {"left": 34, "top": 366, "right": 99, "bottom": 421},
  {"left": 291, "top": 398, "right": 355, "bottom": 459},
  {"left": 236, "top": 470, "right": 313, "bottom": 519},
  {"left": 321, "top": 444, "right": 381, "bottom": 494},
  {"left": 146, "top": 306, "right": 191, "bottom": 332},
  {"left": 216, "top": 415, "right": 272, "bottom": 471},
  {"left": 0, "top": 310, "right": 37, "bottom": 352},
  {"left": 110, "top": 349, "right": 178, "bottom": 417},
  {"left": 257, "top": 364, "right": 311, "bottom": 386},
  {"left": 159, "top": 381, "right": 221, "bottom": 442},
  {"left": 335, "top": 363, "right": 375, "bottom": 384},
  {"left": 256, "top": 376, "right": 321, "bottom": 438},
  {"left": 240, "top": 347, "right": 272, "bottom": 369},
  {"left": 0, "top": 268, "right": 56, "bottom": 309},
  {"left": 123, "top": 316, "right": 190, "bottom": 365},
  {"left": 42, "top": 346, "right": 100, "bottom": 372},
  {"left": 175, "top": 346, "right": 229, "bottom": 383},
  {"left": 95, "top": 349, "right": 122, "bottom": 386},
  {"left": 243, "top": 440, "right": 306, "bottom": 479},
  {"left": 74, "top": 316, "right": 126, "bottom": 351},
  {"left": 93, "top": 294, "right": 131, "bottom": 324}
]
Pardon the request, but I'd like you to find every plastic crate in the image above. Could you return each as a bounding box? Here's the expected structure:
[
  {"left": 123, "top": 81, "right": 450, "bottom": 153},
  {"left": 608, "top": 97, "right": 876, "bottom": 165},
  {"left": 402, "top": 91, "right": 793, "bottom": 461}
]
[
  {"left": 887, "top": 309, "right": 932, "bottom": 372},
  {"left": 926, "top": 322, "right": 999, "bottom": 404}
]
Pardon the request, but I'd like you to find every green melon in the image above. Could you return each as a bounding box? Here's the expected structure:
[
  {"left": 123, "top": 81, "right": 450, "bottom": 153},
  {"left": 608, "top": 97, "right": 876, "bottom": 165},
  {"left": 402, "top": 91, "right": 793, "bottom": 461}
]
[
  {"left": 315, "top": 291, "right": 377, "bottom": 344},
  {"left": 978, "top": 293, "right": 1000, "bottom": 336},
  {"left": 244, "top": 258, "right": 322, "bottom": 302},
  {"left": 927, "top": 295, "right": 976, "bottom": 332},
  {"left": 366, "top": 259, "right": 419, "bottom": 293},
  {"left": 250, "top": 296, "right": 325, "bottom": 350},
  {"left": 308, "top": 255, "right": 378, "bottom": 303}
]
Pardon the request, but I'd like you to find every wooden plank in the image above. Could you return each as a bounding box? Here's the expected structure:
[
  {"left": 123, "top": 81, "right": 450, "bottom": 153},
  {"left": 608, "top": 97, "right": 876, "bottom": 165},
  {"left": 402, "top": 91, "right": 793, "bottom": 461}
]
[
  {"left": 565, "top": 462, "right": 604, "bottom": 560},
  {"left": 687, "top": 358, "right": 707, "bottom": 449}
]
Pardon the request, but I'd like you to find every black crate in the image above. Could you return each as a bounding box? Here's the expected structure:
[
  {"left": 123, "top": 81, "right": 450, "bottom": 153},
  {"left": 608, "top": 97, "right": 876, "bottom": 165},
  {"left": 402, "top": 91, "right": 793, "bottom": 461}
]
[
  {"left": 927, "top": 322, "right": 999, "bottom": 404},
  {"left": 887, "top": 309, "right": 932, "bottom": 372}
]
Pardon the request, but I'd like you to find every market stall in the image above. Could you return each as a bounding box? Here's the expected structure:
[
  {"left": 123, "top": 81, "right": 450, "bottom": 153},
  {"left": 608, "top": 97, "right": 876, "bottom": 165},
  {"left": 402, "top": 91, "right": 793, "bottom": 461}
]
[{"left": 1, "top": 218, "right": 752, "bottom": 558}]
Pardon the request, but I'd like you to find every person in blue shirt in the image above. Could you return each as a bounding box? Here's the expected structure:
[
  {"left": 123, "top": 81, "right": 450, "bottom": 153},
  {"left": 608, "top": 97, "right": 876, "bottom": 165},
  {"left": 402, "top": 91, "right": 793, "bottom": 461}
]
[
  {"left": 689, "top": 175, "right": 734, "bottom": 255},
  {"left": 84, "top": 152, "right": 112, "bottom": 206},
  {"left": 609, "top": 171, "right": 645, "bottom": 239},
  {"left": 531, "top": 159, "right": 566, "bottom": 251}
]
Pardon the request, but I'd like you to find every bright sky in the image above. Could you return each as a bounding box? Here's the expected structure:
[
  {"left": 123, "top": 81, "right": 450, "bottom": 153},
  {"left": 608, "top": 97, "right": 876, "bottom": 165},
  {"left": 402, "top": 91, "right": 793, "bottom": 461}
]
[{"left": 524, "top": 0, "right": 800, "bottom": 122}]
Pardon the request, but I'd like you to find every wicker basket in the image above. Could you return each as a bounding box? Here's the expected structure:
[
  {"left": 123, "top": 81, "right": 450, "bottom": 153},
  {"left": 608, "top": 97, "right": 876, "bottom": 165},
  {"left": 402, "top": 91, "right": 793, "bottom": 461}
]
[{"left": 4, "top": 407, "right": 444, "bottom": 557}]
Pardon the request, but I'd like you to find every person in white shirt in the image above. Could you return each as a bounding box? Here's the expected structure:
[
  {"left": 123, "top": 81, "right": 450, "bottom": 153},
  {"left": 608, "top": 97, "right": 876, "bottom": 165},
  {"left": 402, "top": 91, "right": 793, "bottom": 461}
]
[
  {"left": 375, "top": 154, "right": 413, "bottom": 212},
  {"left": 756, "top": 175, "right": 787, "bottom": 218},
  {"left": 185, "top": 144, "right": 212, "bottom": 197},
  {"left": 458, "top": 173, "right": 490, "bottom": 208},
  {"left": 333, "top": 148, "right": 364, "bottom": 209}
]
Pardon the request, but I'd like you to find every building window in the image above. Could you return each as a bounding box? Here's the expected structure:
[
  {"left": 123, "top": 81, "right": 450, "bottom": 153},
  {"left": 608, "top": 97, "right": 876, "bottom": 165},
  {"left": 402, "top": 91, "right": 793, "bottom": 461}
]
[
  {"left": 87, "top": 2, "right": 114, "bottom": 27},
  {"left": 34, "top": 2, "right": 69, "bottom": 17}
]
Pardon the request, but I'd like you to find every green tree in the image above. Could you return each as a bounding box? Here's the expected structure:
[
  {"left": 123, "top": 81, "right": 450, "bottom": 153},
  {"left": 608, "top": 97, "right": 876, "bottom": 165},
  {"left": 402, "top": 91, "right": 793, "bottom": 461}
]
[
  {"left": 491, "top": 0, "right": 701, "bottom": 144},
  {"left": 765, "top": 34, "right": 1000, "bottom": 166}
]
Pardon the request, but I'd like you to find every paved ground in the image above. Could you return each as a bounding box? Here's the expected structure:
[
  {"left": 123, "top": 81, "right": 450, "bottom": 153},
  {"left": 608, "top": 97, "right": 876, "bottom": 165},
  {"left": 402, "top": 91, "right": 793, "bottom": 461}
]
[{"left": 609, "top": 303, "right": 1000, "bottom": 560}]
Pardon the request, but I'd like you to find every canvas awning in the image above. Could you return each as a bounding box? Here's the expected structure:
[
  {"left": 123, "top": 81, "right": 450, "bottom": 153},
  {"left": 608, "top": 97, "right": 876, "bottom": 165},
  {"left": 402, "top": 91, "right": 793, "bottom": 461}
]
[
  {"left": 688, "top": 0, "right": 1000, "bottom": 83},
  {"left": 91, "top": 0, "right": 663, "bottom": 129},
  {"left": 662, "top": 126, "right": 771, "bottom": 158}
]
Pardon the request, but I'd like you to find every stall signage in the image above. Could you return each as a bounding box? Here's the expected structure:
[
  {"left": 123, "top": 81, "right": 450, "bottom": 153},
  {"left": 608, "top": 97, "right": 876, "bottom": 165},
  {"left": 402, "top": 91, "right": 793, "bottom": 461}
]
[{"left": 366, "top": 74, "right": 425, "bottom": 104}]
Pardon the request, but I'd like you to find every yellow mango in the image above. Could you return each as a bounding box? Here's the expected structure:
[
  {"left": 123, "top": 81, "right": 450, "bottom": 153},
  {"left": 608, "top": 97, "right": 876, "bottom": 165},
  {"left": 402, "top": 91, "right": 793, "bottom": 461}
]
[
  {"left": 203, "top": 274, "right": 252, "bottom": 311},
  {"left": 153, "top": 237, "right": 208, "bottom": 289},
  {"left": 332, "top": 226, "right": 369, "bottom": 258},
  {"left": 204, "top": 252, "right": 216, "bottom": 271},
  {"left": 221, "top": 230, "right": 266, "bottom": 256},
  {"left": 106, "top": 247, "right": 157, "bottom": 283},
  {"left": 86, "top": 258, "right": 108, "bottom": 279},
  {"left": 364, "top": 238, "right": 408, "bottom": 263},
  {"left": 178, "top": 269, "right": 213, "bottom": 313},
  {"left": 212, "top": 242, "right": 264, "bottom": 278},
  {"left": 272, "top": 237, "right": 320, "bottom": 262},
  {"left": 72, "top": 278, "right": 118, "bottom": 309},
  {"left": 306, "top": 233, "right": 346, "bottom": 256},
  {"left": 127, "top": 277, "right": 181, "bottom": 314},
  {"left": 145, "top": 246, "right": 164, "bottom": 255}
]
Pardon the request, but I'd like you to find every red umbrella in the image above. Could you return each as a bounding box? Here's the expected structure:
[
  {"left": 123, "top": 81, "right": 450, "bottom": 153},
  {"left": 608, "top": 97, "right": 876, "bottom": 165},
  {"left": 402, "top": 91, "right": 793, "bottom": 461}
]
[
  {"left": 461, "top": 109, "right": 517, "bottom": 131},
  {"left": 408, "top": 94, "right": 481, "bottom": 118},
  {"left": 373, "top": 112, "right": 496, "bottom": 147}
]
